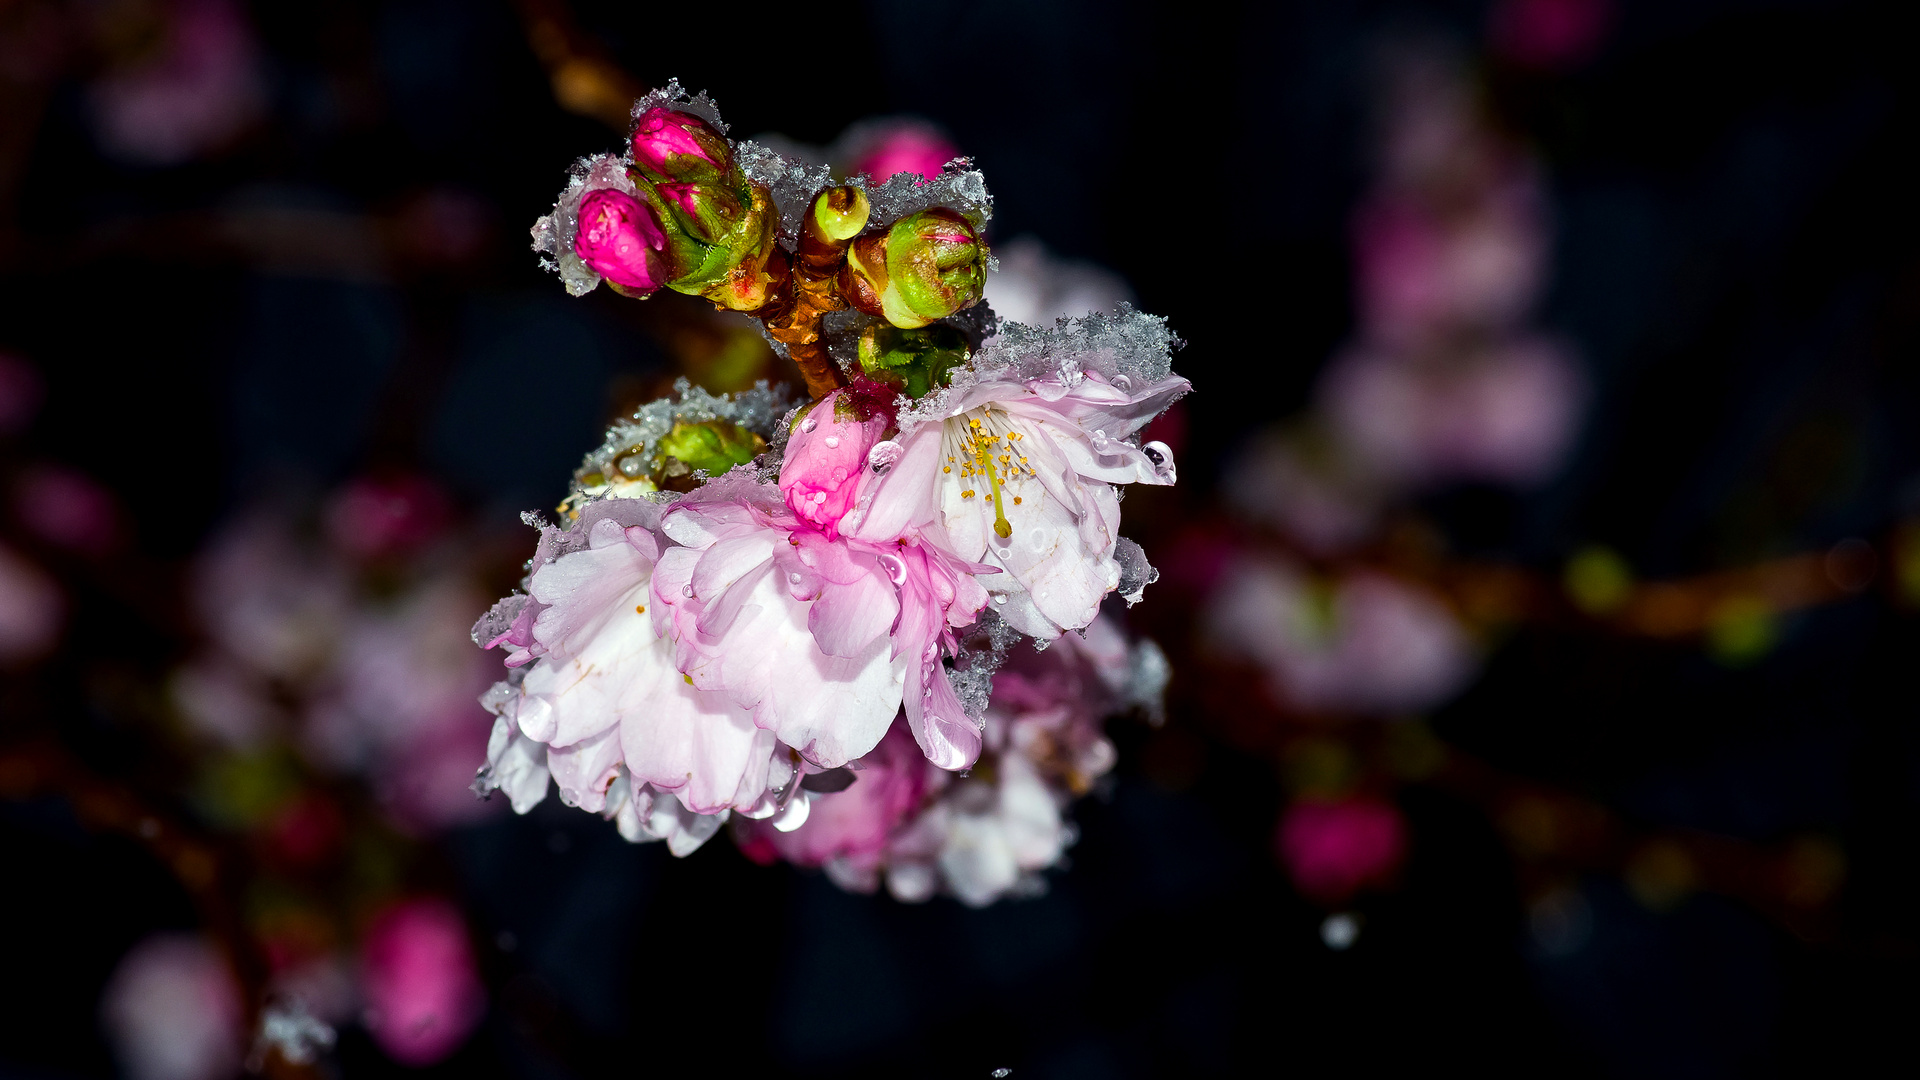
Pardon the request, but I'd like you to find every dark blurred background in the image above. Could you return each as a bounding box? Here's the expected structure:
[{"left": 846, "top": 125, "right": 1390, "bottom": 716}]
[{"left": 4, "top": 0, "right": 1918, "bottom": 1076}]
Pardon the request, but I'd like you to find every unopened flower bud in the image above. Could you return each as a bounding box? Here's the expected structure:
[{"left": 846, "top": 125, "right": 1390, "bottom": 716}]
[
  {"left": 655, "top": 419, "right": 766, "bottom": 489},
  {"left": 779, "top": 385, "right": 895, "bottom": 536},
  {"left": 808, "top": 185, "right": 871, "bottom": 245},
  {"left": 630, "top": 107, "right": 731, "bottom": 184},
  {"left": 574, "top": 188, "right": 668, "bottom": 295},
  {"left": 843, "top": 208, "right": 986, "bottom": 328},
  {"left": 857, "top": 324, "right": 969, "bottom": 399}
]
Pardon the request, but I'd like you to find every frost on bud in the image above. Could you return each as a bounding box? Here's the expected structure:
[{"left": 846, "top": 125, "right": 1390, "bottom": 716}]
[
  {"left": 843, "top": 208, "right": 987, "bottom": 328},
  {"left": 630, "top": 107, "right": 731, "bottom": 184},
  {"left": 574, "top": 188, "right": 669, "bottom": 295},
  {"left": 857, "top": 323, "right": 968, "bottom": 399},
  {"left": 654, "top": 419, "right": 766, "bottom": 490},
  {"left": 779, "top": 384, "right": 895, "bottom": 535}
]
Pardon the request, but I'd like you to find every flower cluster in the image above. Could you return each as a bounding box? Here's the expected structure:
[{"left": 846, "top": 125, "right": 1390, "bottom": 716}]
[{"left": 479, "top": 85, "right": 1189, "bottom": 880}]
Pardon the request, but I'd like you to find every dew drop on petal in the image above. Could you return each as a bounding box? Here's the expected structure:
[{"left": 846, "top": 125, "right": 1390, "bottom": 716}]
[
  {"left": 823, "top": 435, "right": 840, "bottom": 449},
  {"left": 788, "top": 572, "right": 803, "bottom": 584},
  {"left": 877, "top": 552, "right": 907, "bottom": 585},
  {"left": 993, "top": 594, "right": 1007, "bottom": 605},
  {"left": 867, "top": 440, "right": 903, "bottom": 472},
  {"left": 681, "top": 584, "right": 694, "bottom": 597},
  {"left": 1112, "top": 374, "right": 1132, "bottom": 392},
  {"left": 800, "top": 417, "right": 817, "bottom": 433}
]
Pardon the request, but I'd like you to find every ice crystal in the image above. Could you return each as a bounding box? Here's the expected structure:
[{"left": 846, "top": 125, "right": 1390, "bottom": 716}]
[
  {"left": 529, "top": 153, "right": 634, "bottom": 296},
  {"left": 1114, "top": 537, "right": 1159, "bottom": 605},
  {"left": 890, "top": 304, "right": 1184, "bottom": 444}
]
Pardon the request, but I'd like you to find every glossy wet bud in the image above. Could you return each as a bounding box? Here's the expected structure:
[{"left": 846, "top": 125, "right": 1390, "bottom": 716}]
[
  {"left": 655, "top": 419, "right": 766, "bottom": 488},
  {"left": 843, "top": 208, "right": 986, "bottom": 328},
  {"left": 574, "top": 188, "right": 668, "bottom": 294},
  {"left": 808, "top": 185, "right": 871, "bottom": 245},
  {"left": 857, "top": 323, "right": 969, "bottom": 399},
  {"left": 630, "top": 107, "right": 731, "bottom": 184},
  {"left": 779, "top": 384, "right": 895, "bottom": 536}
]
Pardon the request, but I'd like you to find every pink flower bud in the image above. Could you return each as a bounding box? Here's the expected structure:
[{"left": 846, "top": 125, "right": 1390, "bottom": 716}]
[
  {"left": 778, "top": 384, "right": 894, "bottom": 537},
  {"left": 574, "top": 188, "right": 667, "bottom": 294},
  {"left": 359, "top": 899, "right": 485, "bottom": 1066},
  {"left": 630, "top": 107, "right": 730, "bottom": 183}
]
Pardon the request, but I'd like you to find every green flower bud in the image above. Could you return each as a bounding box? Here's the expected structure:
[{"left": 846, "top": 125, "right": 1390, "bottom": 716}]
[
  {"left": 843, "top": 208, "right": 987, "bottom": 329},
  {"left": 655, "top": 418, "right": 766, "bottom": 487},
  {"left": 856, "top": 323, "right": 970, "bottom": 399}
]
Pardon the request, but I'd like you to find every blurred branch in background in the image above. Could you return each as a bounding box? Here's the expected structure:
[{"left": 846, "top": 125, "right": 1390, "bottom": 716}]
[{"left": 511, "top": 0, "right": 644, "bottom": 132}]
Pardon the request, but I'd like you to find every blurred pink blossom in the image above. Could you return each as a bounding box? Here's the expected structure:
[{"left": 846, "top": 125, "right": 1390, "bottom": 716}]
[
  {"left": 0, "top": 352, "right": 43, "bottom": 435},
  {"left": 1488, "top": 0, "right": 1614, "bottom": 70},
  {"left": 844, "top": 120, "right": 958, "bottom": 182},
  {"left": 1276, "top": 797, "right": 1408, "bottom": 904},
  {"left": 13, "top": 464, "right": 123, "bottom": 554},
  {"left": 87, "top": 0, "right": 266, "bottom": 166},
  {"left": 359, "top": 899, "right": 485, "bottom": 1067},
  {"left": 0, "top": 544, "right": 63, "bottom": 664},
  {"left": 323, "top": 474, "right": 452, "bottom": 560},
  {"left": 1320, "top": 336, "right": 1586, "bottom": 488},
  {"left": 982, "top": 237, "right": 1134, "bottom": 328},
  {"left": 1351, "top": 183, "right": 1548, "bottom": 347},
  {"left": 1205, "top": 557, "right": 1476, "bottom": 715},
  {"left": 100, "top": 934, "right": 245, "bottom": 1080}
]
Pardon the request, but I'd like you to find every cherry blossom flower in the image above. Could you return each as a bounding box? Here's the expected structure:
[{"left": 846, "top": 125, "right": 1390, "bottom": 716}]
[
  {"left": 653, "top": 477, "right": 992, "bottom": 770},
  {"left": 843, "top": 367, "right": 1186, "bottom": 641},
  {"left": 741, "top": 614, "right": 1164, "bottom": 906},
  {"left": 476, "top": 501, "right": 789, "bottom": 824}
]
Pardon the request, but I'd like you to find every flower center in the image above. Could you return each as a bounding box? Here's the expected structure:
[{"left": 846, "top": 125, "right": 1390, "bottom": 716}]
[{"left": 942, "top": 407, "right": 1037, "bottom": 539}]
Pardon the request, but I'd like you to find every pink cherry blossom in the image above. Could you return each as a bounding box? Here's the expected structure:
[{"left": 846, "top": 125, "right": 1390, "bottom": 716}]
[
  {"left": 737, "top": 724, "right": 933, "bottom": 879},
  {"left": 478, "top": 501, "right": 785, "bottom": 821},
  {"left": 1205, "top": 556, "right": 1476, "bottom": 715},
  {"left": 1276, "top": 797, "right": 1408, "bottom": 904},
  {"left": 751, "top": 614, "right": 1160, "bottom": 906},
  {"left": 654, "top": 478, "right": 992, "bottom": 770},
  {"left": 359, "top": 898, "right": 486, "bottom": 1066},
  {"left": 842, "top": 371, "right": 1186, "bottom": 641},
  {"left": 573, "top": 188, "right": 668, "bottom": 293},
  {"left": 778, "top": 384, "right": 895, "bottom": 536},
  {"left": 101, "top": 933, "right": 245, "bottom": 1080}
]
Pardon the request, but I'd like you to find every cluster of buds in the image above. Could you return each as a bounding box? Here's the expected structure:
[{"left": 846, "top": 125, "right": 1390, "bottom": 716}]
[
  {"left": 573, "top": 108, "right": 784, "bottom": 310},
  {"left": 557, "top": 93, "right": 990, "bottom": 401}
]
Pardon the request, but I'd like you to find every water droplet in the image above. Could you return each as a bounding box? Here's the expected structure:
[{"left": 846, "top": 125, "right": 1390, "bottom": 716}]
[
  {"left": 617, "top": 454, "right": 646, "bottom": 477},
  {"left": 1028, "top": 528, "right": 1047, "bottom": 550},
  {"left": 993, "top": 594, "right": 1007, "bottom": 605},
  {"left": 788, "top": 572, "right": 803, "bottom": 584},
  {"left": 1112, "top": 374, "right": 1132, "bottom": 392},
  {"left": 1144, "top": 440, "right": 1176, "bottom": 482},
  {"left": 867, "top": 440, "right": 904, "bottom": 472},
  {"left": 823, "top": 435, "right": 840, "bottom": 449},
  {"left": 681, "top": 584, "right": 694, "bottom": 597},
  {"left": 800, "top": 416, "right": 817, "bottom": 433},
  {"left": 877, "top": 552, "right": 908, "bottom": 585}
]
